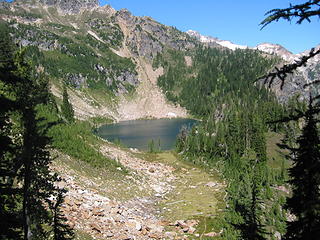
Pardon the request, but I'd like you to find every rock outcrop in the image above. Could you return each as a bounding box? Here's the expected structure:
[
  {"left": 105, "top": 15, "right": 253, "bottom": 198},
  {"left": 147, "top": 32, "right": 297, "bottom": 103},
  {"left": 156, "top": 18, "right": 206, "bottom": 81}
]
[{"left": 40, "top": 0, "right": 99, "bottom": 14}]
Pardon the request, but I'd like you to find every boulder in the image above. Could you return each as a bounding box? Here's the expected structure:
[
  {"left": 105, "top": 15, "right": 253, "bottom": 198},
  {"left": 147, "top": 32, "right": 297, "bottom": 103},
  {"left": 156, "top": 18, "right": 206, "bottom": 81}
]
[
  {"left": 188, "top": 226, "right": 196, "bottom": 234},
  {"left": 164, "top": 231, "right": 177, "bottom": 239},
  {"left": 205, "top": 182, "right": 217, "bottom": 188},
  {"left": 127, "top": 220, "right": 142, "bottom": 231},
  {"left": 204, "top": 231, "right": 220, "bottom": 237}
]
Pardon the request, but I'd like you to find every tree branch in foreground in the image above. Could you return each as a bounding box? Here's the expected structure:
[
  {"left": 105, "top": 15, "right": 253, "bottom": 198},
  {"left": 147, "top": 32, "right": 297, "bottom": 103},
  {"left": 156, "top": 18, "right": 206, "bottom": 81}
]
[
  {"left": 256, "top": 48, "right": 320, "bottom": 90},
  {"left": 260, "top": 0, "right": 320, "bottom": 29}
]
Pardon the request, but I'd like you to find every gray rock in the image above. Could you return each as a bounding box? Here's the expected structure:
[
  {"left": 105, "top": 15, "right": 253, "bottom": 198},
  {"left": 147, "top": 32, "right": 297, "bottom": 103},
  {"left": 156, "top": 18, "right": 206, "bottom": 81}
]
[
  {"left": 67, "top": 73, "right": 87, "bottom": 88},
  {"left": 205, "top": 182, "right": 217, "bottom": 188},
  {"left": 39, "top": 0, "right": 99, "bottom": 14}
]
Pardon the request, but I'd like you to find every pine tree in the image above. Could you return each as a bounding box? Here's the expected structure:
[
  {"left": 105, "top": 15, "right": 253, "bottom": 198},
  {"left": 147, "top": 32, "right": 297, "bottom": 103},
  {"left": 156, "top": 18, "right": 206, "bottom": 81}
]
[
  {"left": 61, "top": 84, "right": 74, "bottom": 123},
  {"left": 12, "top": 48, "right": 58, "bottom": 239},
  {"left": 0, "top": 21, "right": 23, "bottom": 239},
  {"left": 247, "top": 163, "right": 267, "bottom": 240},
  {"left": 231, "top": 157, "right": 267, "bottom": 240},
  {"left": 284, "top": 103, "right": 320, "bottom": 240},
  {"left": 50, "top": 189, "right": 74, "bottom": 240},
  {"left": 0, "top": 22, "right": 73, "bottom": 240}
]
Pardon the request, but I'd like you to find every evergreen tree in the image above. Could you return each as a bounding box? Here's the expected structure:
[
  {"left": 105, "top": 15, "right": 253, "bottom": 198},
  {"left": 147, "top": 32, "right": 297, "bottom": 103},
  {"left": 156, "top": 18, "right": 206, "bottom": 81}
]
[
  {"left": 247, "top": 163, "right": 267, "bottom": 240},
  {"left": 13, "top": 48, "right": 57, "bottom": 240},
  {"left": 284, "top": 102, "right": 320, "bottom": 240},
  {"left": 0, "top": 21, "right": 23, "bottom": 239},
  {"left": 50, "top": 189, "right": 74, "bottom": 240},
  {"left": 61, "top": 84, "right": 74, "bottom": 123},
  {"left": 230, "top": 157, "right": 268, "bottom": 240},
  {"left": 0, "top": 22, "right": 73, "bottom": 240}
]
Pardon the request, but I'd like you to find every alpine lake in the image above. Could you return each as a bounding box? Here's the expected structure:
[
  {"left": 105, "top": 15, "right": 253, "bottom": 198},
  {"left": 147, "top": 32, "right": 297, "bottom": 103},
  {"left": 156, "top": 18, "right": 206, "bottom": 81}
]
[{"left": 95, "top": 118, "right": 198, "bottom": 151}]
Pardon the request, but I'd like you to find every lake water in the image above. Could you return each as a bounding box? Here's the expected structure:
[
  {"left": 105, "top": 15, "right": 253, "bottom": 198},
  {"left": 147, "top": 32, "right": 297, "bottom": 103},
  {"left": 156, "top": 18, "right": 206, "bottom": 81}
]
[{"left": 95, "top": 118, "right": 197, "bottom": 151}]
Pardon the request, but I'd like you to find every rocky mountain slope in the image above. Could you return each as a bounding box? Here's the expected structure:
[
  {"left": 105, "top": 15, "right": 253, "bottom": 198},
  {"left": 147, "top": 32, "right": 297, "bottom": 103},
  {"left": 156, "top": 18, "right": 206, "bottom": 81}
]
[
  {"left": 1, "top": 0, "right": 193, "bottom": 120},
  {"left": 2, "top": 0, "right": 319, "bottom": 115}
]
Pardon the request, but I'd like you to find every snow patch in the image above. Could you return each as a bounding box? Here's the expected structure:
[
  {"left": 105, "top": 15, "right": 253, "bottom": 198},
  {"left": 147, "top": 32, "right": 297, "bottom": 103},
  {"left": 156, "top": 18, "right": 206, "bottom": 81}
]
[
  {"left": 255, "top": 43, "right": 295, "bottom": 62},
  {"left": 215, "top": 40, "right": 247, "bottom": 51},
  {"left": 187, "top": 30, "right": 248, "bottom": 51},
  {"left": 166, "top": 112, "right": 177, "bottom": 118}
]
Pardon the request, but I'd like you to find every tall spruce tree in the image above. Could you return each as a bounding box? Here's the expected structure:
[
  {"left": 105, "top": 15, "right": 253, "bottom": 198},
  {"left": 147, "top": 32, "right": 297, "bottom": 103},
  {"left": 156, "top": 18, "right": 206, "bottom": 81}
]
[
  {"left": 232, "top": 159, "right": 268, "bottom": 240},
  {"left": 260, "top": 2, "right": 320, "bottom": 238},
  {"left": 284, "top": 102, "right": 320, "bottom": 240},
  {"left": 14, "top": 48, "right": 59, "bottom": 240},
  {"left": 0, "top": 21, "right": 23, "bottom": 239},
  {"left": 61, "top": 85, "right": 74, "bottom": 123},
  {"left": 0, "top": 22, "right": 73, "bottom": 240},
  {"left": 50, "top": 189, "right": 74, "bottom": 240}
]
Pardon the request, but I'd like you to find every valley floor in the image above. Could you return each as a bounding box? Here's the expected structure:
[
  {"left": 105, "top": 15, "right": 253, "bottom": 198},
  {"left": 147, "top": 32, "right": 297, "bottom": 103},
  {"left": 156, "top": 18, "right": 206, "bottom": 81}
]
[{"left": 52, "top": 142, "right": 226, "bottom": 240}]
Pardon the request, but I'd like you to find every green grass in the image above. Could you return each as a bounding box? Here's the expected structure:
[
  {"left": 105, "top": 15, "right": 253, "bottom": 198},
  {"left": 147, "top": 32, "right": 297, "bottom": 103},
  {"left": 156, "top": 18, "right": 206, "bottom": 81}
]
[
  {"left": 195, "top": 216, "right": 225, "bottom": 240},
  {"left": 89, "top": 116, "right": 114, "bottom": 126},
  {"left": 81, "top": 87, "right": 118, "bottom": 109},
  {"left": 266, "top": 131, "right": 291, "bottom": 171},
  {"left": 53, "top": 148, "right": 152, "bottom": 201},
  {"left": 48, "top": 121, "right": 120, "bottom": 169},
  {"left": 74, "top": 230, "right": 95, "bottom": 240},
  {"left": 144, "top": 152, "right": 226, "bottom": 238},
  {"left": 266, "top": 132, "right": 285, "bottom": 165}
]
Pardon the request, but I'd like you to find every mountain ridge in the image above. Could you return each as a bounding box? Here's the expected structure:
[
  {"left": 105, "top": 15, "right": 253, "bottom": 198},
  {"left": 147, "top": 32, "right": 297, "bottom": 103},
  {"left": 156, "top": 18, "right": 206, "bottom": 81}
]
[
  {"left": 1, "top": 0, "right": 320, "bottom": 114},
  {"left": 186, "top": 29, "right": 319, "bottom": 61},
  {"left": 1, "top": 0, "right": 191, "bottom": 120}
]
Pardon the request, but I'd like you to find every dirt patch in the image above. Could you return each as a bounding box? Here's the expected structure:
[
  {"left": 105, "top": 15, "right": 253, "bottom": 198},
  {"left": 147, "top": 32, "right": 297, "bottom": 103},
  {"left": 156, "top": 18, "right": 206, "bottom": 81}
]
[
  {"left": 117, "top": 59, "right": 188, "bottom": 120},
  {"left": 184, "top": 56, "right": 193, "bottom": 67}
]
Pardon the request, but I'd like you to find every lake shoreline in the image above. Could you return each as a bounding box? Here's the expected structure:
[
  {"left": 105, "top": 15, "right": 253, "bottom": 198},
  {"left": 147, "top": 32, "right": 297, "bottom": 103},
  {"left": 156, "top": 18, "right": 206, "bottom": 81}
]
[{"left": 95, "top": 118, "right": 198, "bottom": 151}]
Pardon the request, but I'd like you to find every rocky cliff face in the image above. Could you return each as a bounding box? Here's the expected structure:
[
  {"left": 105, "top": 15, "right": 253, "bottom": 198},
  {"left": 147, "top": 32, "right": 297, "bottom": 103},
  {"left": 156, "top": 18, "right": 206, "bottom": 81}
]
[
  {"left": 270, "top": 45, "right": 320, "bottom": 103},
  {"left": 1, "top": 0, "right": 196, "bottom": 89},
  {"left": 257, "top": 44, "right": 320, "bottom": 102},
  {"left": 42, "top": 0, "right": 98, "bottom": 14},
  {"left": 115, "top": 9, "right": 195, "bottom": 60}
]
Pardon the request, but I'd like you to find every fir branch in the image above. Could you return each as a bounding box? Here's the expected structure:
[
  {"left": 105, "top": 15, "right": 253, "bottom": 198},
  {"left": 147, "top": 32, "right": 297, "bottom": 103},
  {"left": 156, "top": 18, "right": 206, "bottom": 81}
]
[
  {"left": 256, "top": 48, "right": 320, "bottom": 90},
  {"left": 260, "top": 0, "right": 320, "bottom": 29},
  {"left": 303, "top": 79, "right": 320, "bottom": 88}
]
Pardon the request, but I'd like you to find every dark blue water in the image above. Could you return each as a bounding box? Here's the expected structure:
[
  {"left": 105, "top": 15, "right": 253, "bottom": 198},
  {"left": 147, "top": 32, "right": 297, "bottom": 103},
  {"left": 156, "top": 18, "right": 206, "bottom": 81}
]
[{"left": 96, "top": 118, "right": 197, "bottom": 151}]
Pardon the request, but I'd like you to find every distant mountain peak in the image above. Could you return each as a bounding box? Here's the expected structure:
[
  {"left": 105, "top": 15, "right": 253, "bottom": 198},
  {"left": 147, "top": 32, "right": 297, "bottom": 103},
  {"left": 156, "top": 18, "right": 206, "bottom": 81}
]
[
  {"left": 255, "top": 43, "right": 295, "bottom": 62},
  {"left": 186, "top": 30, "right": 248, "bottom": 51},
  {"left": 186, "top": 30, "right": 302, "bottom": 62}
]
